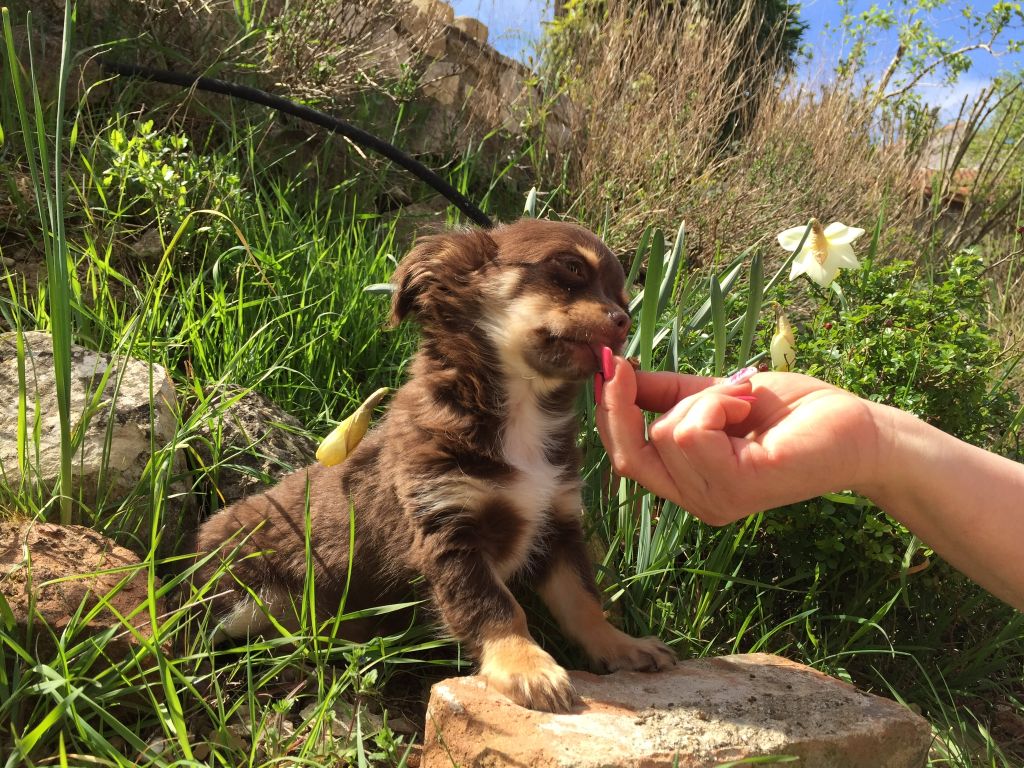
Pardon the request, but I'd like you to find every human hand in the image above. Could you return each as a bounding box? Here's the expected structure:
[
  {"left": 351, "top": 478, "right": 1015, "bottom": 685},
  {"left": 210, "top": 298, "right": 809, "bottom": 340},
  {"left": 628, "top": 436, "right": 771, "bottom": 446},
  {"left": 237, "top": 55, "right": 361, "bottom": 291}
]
[{"left": 595, "top": 358, "right": 882, "bottom": 524}]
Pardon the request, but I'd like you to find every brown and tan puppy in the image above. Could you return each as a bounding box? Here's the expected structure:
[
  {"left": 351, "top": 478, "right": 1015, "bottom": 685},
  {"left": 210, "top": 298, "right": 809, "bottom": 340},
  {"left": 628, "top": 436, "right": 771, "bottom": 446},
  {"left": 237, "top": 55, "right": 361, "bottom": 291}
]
[{"left": 195, "top": 218, "right": 676, "bottom": 712}]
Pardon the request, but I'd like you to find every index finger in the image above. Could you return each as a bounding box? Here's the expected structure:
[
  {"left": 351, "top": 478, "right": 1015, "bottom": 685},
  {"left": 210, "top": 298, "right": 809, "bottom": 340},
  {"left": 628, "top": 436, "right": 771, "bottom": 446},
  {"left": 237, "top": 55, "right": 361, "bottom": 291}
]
[
  {"left": 632, "top": 369, "right": 720, "bottom": 413},
  {"left": 595, "top": 358, "right": 687, "bottom": 503}
]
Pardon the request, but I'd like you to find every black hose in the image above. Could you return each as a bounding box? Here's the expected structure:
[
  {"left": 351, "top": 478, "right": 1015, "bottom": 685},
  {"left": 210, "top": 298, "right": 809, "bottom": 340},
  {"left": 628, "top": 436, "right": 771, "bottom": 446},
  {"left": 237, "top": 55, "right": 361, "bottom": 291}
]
[{"left": 101, "top": 60, "right": 494, "bottom": 229}]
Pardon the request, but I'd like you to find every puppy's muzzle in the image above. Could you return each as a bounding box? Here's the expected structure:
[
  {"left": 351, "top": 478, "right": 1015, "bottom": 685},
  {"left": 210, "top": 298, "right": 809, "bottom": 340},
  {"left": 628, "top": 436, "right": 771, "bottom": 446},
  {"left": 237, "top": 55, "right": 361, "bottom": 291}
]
[{"left": 600, "top": 306, "right": 632, "bottom": 351}]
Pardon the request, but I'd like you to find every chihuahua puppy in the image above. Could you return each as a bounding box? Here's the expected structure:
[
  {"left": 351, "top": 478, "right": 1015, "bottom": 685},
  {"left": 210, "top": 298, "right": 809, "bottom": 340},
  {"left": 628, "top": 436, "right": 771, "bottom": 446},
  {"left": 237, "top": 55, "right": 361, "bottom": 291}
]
[{"left": 195, "top": 218, "right": 675, "bottom": 712}]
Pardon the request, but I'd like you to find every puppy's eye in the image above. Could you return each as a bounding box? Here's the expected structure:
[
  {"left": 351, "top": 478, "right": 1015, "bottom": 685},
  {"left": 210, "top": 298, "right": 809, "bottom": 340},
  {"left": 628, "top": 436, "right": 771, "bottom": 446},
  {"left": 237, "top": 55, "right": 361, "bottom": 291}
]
[{"left": 558, "top": 258, "right": 587, "bottom": 281}]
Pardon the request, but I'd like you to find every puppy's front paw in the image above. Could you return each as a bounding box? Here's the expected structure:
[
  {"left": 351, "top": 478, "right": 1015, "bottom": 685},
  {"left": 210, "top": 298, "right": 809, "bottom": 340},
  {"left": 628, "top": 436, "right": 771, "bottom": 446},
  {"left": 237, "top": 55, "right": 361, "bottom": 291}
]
[
  {"left": 588, "top": 627, "right": 677, "bottom": 673},
  {"left": 479, "top": 635, "right": 578, "bottom": 713}
]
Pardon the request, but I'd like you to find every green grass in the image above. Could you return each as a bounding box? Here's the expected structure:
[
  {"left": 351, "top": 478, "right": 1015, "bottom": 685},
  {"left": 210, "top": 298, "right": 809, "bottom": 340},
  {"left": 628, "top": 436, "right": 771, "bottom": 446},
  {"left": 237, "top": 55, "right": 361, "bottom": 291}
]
[{"left": 1, "top": 5, "right": 1023, "bottom": 767}]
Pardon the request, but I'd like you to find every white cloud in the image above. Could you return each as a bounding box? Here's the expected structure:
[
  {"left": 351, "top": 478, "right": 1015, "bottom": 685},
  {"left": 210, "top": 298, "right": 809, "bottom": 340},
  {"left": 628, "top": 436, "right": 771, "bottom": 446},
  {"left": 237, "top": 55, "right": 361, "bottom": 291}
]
[{"left": 916, "top": 75, "right": 995, "bottom": 120}]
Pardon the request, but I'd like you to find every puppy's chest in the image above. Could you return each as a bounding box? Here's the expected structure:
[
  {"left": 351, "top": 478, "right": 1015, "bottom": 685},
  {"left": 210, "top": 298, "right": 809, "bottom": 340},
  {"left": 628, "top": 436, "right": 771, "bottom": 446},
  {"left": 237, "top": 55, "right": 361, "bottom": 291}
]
[
  {"left": 502, "top": 427, "right": 566, "bottom": 517},
  {"left": 491, "top": 396, "right": 578, "bottom": 578}
]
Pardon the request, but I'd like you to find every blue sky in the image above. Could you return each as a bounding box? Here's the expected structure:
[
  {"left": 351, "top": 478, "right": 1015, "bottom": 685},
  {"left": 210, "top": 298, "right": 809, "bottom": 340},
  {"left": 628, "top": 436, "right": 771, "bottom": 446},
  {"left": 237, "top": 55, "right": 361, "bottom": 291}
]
[{"left": 449, "top": 0, "right": 1024, "bottom": 116}]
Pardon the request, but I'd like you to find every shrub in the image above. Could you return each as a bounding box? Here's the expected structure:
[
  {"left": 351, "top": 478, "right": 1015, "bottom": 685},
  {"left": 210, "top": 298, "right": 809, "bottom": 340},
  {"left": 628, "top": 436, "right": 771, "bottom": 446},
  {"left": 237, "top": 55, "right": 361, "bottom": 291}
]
[
  {"left": 97, "top": 119, "right": 242, "bottom": 235},
  {"left": 801, "top": 253, "right": 1017, "bottom": 446},
  {"left": 745, "top": 251, "right": 1017, "bottom": 592}
]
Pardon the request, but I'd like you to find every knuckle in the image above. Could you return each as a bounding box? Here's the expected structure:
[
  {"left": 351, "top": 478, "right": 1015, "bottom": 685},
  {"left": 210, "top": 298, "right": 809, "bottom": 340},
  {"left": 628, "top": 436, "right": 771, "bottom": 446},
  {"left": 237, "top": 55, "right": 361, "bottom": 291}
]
[
  {"left": 648, "top": 418, "right": 671, "bottom": 443},
  {"left": 609, "top": 450, "right": 634, "bottom": 476}
]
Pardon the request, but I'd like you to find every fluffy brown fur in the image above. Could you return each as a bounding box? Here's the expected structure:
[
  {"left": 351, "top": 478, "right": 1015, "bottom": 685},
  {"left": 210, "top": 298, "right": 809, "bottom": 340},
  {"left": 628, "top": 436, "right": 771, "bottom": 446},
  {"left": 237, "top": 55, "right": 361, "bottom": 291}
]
[{"left": 194, "top": 218, "right": 675, "bottom": 712}]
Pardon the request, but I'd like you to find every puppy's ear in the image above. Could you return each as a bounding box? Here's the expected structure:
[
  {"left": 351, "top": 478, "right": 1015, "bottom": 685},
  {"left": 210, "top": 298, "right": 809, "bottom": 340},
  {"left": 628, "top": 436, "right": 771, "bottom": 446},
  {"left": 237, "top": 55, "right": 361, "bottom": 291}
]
[{"left": 390, "top": 229, "right": 498, "bottom": 326}]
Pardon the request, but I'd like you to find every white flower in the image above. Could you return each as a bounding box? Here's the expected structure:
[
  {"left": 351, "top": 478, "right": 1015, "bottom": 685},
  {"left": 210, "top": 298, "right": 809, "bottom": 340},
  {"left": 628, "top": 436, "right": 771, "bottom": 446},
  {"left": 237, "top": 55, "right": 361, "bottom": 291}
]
[
  {"left": 777, "top": 219, "right": 865, "bottom": 287},
  {"left": 770, "top": 312, "right": 796, "bottom": 372}
]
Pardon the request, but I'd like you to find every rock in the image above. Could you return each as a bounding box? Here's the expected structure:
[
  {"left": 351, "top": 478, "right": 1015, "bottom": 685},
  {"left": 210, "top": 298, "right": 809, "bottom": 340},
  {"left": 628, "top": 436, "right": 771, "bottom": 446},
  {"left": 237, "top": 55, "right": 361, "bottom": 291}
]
[
  {"left": 0, "top": 332, "right": 191, "bottom": 552},
  {"left": 498, "top": 66, "right": 529, "bottom": 131},
  {"left": 129, "top": 227, "right": 165, "bottom": 264},
  {"left": 421, "top": 653, "right": 931, "bottom": 768},
  {"left": 370, "top": 24, "right": 415, "bottom": 80},
  {"left": 190, "top": 387, "right": 316, "bottom": 507},
  {"left": 407, "top": 0, "right": 454, "bottom": 29},
  {"left": 0, "top": 520, "right": 164, "bottom": 659},
  {"left": 452, "top": 16, "right": 488, "bottom": 45},
  {"left": 420, "top": 60, "right": 462, "bottom": 107},
  {"left": 403, "top": 0, "right": 453, "bottom": 58}
]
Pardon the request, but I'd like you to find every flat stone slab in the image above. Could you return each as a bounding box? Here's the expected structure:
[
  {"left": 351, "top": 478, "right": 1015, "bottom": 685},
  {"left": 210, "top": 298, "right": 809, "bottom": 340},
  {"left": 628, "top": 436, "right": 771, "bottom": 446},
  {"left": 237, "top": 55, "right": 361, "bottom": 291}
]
[{"left": 422, "top": 653, "right": 931, "bottom": 768}]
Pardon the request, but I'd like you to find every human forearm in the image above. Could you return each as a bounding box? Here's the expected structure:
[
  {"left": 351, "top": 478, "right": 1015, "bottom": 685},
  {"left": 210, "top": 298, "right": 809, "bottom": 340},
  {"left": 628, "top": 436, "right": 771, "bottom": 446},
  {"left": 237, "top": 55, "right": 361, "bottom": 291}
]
[{"left": 861, "top": 402, "right": 1024, "bottom": 610}]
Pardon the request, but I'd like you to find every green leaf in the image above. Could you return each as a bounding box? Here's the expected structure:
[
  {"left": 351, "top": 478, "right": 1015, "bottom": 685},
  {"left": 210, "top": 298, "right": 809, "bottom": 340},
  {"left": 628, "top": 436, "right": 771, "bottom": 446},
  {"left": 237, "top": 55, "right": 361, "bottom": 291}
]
[
  {"left": 710, "top": 274, "right": 726, "bottom": 377},
  {"left": 656, "top": 222, "right": 686, "bottom": 316},
  {"left": 637, "top": 229, "right": 666, "bottom": 371},
  {"left": 626, "top": 226, "right": 651, "bottom": 289},
  {"left": 0, "top": 592, "right": 13, "bottom": 631},
  {"left": 687, "top": 261, "right": 743, "bottom": 331},
  {"left": 738, "top": 251, "right": 764, "bottom": 366}
]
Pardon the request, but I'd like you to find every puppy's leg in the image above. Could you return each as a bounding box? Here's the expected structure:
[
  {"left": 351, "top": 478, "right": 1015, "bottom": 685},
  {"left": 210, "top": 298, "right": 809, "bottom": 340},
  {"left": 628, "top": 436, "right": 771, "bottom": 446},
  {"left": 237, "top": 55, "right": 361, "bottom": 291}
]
[
  {"left": 420, "top": 534, "right": 576, "bottom": 712},
  {"left": 193, "top": 507, "right": 297, "bottom": 644},
  {"left": 535, "top": 517, "right": 676, "bottom": 673},
  {"left": 209, "top": 584, "right": 292, "bottom": 643}
]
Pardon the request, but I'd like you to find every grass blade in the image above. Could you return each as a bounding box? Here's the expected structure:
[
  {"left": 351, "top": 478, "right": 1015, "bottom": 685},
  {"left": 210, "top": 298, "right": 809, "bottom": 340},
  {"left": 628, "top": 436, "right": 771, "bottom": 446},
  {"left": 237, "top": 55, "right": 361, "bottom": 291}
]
[
  {"left": 738, "top": 251, "right": 764, "bottom": 366},
  {"left": 710, "top": 273, "right": 726, "bottom": 376},
  {"left": 687, "top": 261, "right": 743, "bottom": 331},
  {"left": 625, "top": 226, "right": 651, "bottom": 289},
  {"left": 656, "top": 222, "right": 686, "bottom": 316},
  {"left": 635, "top": 228, "right": 665, "bottom": 370},
  {"left": 2, "top": 7, "right": 77, "bottom": 523}
]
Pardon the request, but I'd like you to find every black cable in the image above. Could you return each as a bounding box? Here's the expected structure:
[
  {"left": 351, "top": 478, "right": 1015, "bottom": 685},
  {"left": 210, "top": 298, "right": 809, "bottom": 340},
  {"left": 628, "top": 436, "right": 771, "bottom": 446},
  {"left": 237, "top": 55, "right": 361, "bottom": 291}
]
[{"left": 101, "top": 60, "right": 494, "bottom": 229}]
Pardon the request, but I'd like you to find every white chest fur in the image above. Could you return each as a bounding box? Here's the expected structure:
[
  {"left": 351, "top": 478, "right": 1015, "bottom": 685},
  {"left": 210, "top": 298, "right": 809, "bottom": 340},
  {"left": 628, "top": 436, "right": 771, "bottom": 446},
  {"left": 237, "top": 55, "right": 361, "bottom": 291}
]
[{"left": 494, "top": 377, "right": 574, "bottom": 579}]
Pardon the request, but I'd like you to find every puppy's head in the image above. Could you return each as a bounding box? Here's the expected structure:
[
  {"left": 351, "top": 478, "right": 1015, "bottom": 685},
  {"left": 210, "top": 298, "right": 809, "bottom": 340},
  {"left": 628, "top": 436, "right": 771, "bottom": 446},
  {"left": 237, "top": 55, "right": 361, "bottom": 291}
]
[{"left": 391, "top": 219, "right": 629, "bottom": 383}]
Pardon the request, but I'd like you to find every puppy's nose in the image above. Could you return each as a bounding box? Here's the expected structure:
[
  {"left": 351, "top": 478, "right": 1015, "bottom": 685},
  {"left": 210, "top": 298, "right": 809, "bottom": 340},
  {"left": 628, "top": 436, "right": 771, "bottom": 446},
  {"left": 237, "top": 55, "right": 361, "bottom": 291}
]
[{"left": 608, "top": 308, "right": 631, "bottom": 334}]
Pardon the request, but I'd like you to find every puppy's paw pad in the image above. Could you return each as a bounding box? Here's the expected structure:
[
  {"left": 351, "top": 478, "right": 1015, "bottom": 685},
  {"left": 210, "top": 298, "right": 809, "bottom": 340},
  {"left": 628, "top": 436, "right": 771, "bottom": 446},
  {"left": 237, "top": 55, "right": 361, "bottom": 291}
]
[
  {"left": 480, "top": 637, "right": 578, "bottom": 713},
  {"left": 596, "top": 634, "right": 677, "bottom": 673}
]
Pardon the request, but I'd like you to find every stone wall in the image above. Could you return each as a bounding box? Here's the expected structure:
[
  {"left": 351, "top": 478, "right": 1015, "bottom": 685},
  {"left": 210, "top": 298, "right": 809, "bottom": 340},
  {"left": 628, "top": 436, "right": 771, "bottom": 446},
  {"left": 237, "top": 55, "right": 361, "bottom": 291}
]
[
  {"left": 8, "top": 0, "right": 569, "bottom": 162},
  {"left": 393, "top": 0, "right": 573, "bottom": 154},
  {"left": 9, "top": 0, "right": 571, "bottom": 161}
]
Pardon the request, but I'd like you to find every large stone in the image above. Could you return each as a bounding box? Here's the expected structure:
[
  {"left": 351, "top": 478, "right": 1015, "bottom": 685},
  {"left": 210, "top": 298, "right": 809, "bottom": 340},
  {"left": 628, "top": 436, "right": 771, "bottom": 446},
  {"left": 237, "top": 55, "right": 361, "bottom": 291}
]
[
  {"left": 422, "top": 654, "right": 932, "bottom": 768},
  {"left": 402, "top": 0, "right": 453, "bottom": 58},
  {"left": 370, "top": 24, "right": 416, "bottom": 80},
  {"left": 0, "top": 520, "right": 163, "bottom": 659},
  {"left": 408, "top": 0, "right": 454, "bottom": 28},
  {"left": 420, "top": 60, "right": 462, "bottom": 107},
  {"left": 190, "top": 386, "right": 317, "bottom": 507},
  {"left": 0, "top": 331, "right": 190, "bottom": 551},
  {"left": 452, "top": 16, "right": 488, "bottom": 45}
]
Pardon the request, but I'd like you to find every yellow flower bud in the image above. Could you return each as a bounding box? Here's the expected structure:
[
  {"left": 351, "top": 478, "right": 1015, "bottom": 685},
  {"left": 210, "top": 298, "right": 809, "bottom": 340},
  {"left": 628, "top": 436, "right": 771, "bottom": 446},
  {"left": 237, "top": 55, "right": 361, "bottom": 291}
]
[
  {"left": 770, "top": 313, "right": 796, "bottom": 372},
  {"left": 316, "top": 387, "right": 391, "bottom": 466}
]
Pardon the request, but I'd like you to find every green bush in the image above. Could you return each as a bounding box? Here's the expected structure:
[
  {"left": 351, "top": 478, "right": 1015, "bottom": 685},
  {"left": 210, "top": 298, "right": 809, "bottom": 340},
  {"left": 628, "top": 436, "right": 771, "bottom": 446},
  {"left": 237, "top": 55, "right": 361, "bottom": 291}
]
[
  {"left": 97, "top": 119, "right": 242, "bottom": 235},
  {"left": 804, "top": 253, "right": 1016, "bottom": 445},
  {"left": 761, "top": 252, "right": 1018, "bottom": 573}
]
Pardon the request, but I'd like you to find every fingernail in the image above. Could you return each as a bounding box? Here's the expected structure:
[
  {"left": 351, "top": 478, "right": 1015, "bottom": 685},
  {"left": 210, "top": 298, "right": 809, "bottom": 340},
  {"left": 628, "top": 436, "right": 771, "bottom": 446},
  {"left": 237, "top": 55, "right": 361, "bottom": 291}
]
[
  {"left": 594, "top": 373, "right": 603, "bottom": 405},
  {"left": 736, "top": 395, "right": 757, "bottom": 403},
  {"left": 601, "top": 346, "right": 614, "bottom": 381},
  {"left": 728, "top": 366, "right": 758, "bottom": 385}
]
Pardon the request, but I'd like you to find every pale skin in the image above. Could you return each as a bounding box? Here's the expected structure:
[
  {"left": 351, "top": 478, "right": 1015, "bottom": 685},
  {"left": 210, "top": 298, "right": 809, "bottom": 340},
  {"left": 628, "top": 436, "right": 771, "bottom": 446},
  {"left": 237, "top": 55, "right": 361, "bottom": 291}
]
[{"left": 595, "top": 357, "right": 1024, "bottom": 611}]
